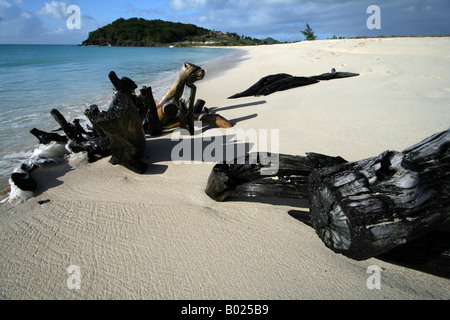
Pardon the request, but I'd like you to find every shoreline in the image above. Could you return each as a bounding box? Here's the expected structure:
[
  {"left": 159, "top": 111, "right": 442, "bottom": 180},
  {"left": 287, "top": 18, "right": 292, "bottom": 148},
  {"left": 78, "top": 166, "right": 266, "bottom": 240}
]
[
  {"left": 0, "top": 37, "right": 449, "bottom": 299},
  {"left": 0, "top": 46, "right": 242, "bottom": 202}
]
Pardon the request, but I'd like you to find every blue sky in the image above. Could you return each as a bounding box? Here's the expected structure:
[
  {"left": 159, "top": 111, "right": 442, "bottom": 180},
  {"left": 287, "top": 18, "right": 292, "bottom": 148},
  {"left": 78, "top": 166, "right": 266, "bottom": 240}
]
[{"left": 0, "top": 0, "right": 449, "bottom": 44}]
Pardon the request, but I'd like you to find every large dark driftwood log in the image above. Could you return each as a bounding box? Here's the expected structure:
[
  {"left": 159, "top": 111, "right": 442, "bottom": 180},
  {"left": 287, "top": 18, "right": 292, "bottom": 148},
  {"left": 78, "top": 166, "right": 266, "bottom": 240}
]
[
  {"left": 50, "top": 109, "right": 87, "bottom": 143},
  {"left": 228, "top": 73, "right": 293, "bottom": 98},
  {"left": 178, "top": 83, "right": 196, "bottom": 135},
  {"left": 85, "top": 92, "right": 147, "bottom": 174},
  {"left": 108, "top": 71, "right": 138, "bottom": 94},
  {"left": 206, "top": 152, "right": 347, "bottom": 202},
  {"left": 379, "top": 228, "right": 450, "bottom": 278},
  {"left": 205, "top": 129, "right": 450, "bottom": 273},
  {"left": 228, "top": 69, "right": 359, "bottom": 98},
  {"left": 288, "top": 209, "right": 450, "bottom": 277},
  {"left": 310, "top": 68, "right": 360, "bottom": 81},
  {"left": 139, "top": 86, "right": 163, "bottom": 136},
  {"left": 308, "top": 128, "right": 450, "bottom": 260},
  {"left": 30, "top": 128, "right": 68, "bottom": 145}
]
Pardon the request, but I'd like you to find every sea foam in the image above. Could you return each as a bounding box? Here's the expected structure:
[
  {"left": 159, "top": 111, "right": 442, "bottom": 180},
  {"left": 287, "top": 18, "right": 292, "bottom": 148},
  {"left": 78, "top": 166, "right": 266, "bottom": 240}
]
[{"left": 1, "top": 142, "right": 70, "bottom": 204}]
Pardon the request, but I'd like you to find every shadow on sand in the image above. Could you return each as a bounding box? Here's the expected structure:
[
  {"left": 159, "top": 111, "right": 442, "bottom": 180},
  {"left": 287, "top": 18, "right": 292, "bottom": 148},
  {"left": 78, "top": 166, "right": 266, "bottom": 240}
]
[{"left": 288, "top": 209, "right": 450, "bottom": 279}]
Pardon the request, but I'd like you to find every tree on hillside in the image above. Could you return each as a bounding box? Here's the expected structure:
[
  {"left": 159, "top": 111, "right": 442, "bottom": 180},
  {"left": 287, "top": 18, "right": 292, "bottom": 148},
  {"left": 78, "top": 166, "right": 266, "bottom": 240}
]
[{"left": 301, "top": 23, "right": 317, "bottom": 40}]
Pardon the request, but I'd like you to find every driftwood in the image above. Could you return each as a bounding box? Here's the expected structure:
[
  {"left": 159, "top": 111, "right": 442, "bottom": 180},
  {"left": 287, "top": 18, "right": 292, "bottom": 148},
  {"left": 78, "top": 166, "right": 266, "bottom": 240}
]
[
  {"left": 30, "top": 128, "right": 68, "bottom": 145},
  {"left": 108, "top": 71, "right": 138, "bottom": 94},
  {"left": 40, "top": 109, "right": 112, "bottom": 163},
  {"left": 379, "top": 228, "right": 450, "bottom": 278},
  {"left": 308, "top": 128, "right": 450, "bottom": 260},
  {"left": 229, "top": 68, "right": 359, "bottom": 98},
  {"left": 157, "top": 63, "right": 205, "bottom": 109},
  {"left": 205, "top": 129, "right": 450, "bottom": 269},
  {"left": 25, "top": 64, "right": 233, "bottom": 168},
  {"left": 157, "top": 62, "right": 205, "bottom": 126},
  {"left": 21, "top": 80, "right": 146, "bottom": 194},
  {"left": 155, "top": 62, "right": 233, "bottom": 130},
  {"left": 18, "top": 64, "right": 233, "bottom": 195},
  {"left": 85, "top": 93, "right": 147, "bottom": 174},
  {"left": 139, "top": 86, "right": 163, "bottom": 136},
  {"left": 310, "top": 68, "right": 360, "bottom": 81},
  {"left": 205, "top": 153, "right": 347, "bottom": 202},
  {"left": 178, "top": 83, "right": 197, "bottom": 135}
]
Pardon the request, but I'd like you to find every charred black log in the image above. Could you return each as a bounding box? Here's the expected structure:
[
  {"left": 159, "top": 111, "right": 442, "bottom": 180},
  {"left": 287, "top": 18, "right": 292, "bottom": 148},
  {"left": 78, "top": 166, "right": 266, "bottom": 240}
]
[
  {"left": 108, "top": 71, "right": 137, "bottom": 95},
  {"left": 30, "top": 128, "right": 68, "bottom": 145},
  {"left": 31, "top": 110, "right": 111, "bottom": 163},
  {"left": 205, "top": 152, "right": 347, "bottom": 201},
  {"left": 85, "top": 93, "right": 147, "bottom": 174},
  {"left": 50, "top": 109, "right": 87, "bottom": 143},
  {"left": 9, "top": 152, "right": 66, "bottom": 194},
  {"left": 228, "top": 73, "right": 293, "bottom": 98},
  {"left": 308, "top": 128, "right": 450, "bottom": 260},
  {"left": 255, "top": 76, "right": 319, "bottom": 96},
  {"left": 139, "top": 86, "right": 163, "bottom": 136},
  {"left": 108, "top": 71, "right": 151, "bottom": 121},
  {"left": 379, "top": 228, "right": 450, "bottom": 278},
  {"left": 178, "top": 84, "right": 196, "bottom": 135},
  {"left": 11, "top": 172, "right": 37, "bottom": 192},
  {"left": 310, "top": 68, "right": 360, "bottom": 81},
  {"left": 70, "top": 133, "right": 111, "bottom": 163},
  {"left": 194, "top": 99, "right": 206, "bottom": 114},
  {"left": 228, "top": 69, "right": 359, "bottom": 98}
]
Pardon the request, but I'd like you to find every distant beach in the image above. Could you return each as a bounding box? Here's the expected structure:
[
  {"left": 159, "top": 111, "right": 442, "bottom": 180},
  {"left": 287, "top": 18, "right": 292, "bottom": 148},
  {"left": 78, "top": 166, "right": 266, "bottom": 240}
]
[{"left": 0, "top": 37, "right": 449, "bottom": 299}]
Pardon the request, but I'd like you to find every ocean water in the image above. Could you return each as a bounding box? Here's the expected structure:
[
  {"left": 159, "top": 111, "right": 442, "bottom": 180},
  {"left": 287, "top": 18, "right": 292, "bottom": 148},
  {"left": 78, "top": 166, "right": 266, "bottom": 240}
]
[{"left": 0, "top": 44, "right": 236, "bottom": 193}]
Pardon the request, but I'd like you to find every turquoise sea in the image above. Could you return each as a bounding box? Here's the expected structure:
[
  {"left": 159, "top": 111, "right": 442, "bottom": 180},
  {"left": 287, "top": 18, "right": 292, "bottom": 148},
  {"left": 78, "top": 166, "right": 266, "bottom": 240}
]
[{"left": 0, "top": 44, "right": 236, "bottom": 190}]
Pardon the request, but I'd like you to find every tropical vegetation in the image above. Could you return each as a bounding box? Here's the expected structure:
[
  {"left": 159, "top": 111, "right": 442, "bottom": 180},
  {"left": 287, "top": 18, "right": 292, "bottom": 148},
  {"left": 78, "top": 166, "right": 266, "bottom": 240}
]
[{"left": 82, "top": 18, "right": 265, "bottom": 47}]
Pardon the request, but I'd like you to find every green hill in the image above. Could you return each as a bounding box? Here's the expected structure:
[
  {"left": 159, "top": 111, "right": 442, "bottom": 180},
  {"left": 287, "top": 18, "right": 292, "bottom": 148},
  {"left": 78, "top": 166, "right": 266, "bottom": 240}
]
[
  {"left": 261, "top": 37, "right": 280, "bottom": 44},
  {"left": 82, "top": 18, "right": 264, "bottom": 47}
]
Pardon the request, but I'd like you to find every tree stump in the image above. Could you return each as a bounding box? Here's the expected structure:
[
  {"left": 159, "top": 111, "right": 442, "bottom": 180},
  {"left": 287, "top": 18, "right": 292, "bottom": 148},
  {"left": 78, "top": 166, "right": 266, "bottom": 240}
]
[
  {"left": 85, "top": 93, "right": 147, "bottom": 174},
  {"left": 139, "top": 86, "right": 163, "bottom": 136},
  {"left": 308, "top": 128, "right": 450, "bottom": 260}
]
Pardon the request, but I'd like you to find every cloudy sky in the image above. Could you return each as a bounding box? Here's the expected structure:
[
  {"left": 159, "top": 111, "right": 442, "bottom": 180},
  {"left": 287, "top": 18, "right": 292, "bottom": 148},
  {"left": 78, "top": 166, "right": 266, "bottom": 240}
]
[{"left": 0, "top": 0, "right": 449, "bottom": 44}]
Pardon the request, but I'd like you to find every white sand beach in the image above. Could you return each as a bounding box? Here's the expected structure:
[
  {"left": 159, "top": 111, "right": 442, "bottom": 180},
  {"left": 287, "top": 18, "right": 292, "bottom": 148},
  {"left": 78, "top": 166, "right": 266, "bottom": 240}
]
[{"left": 1, "top": 37, "right": 449, "bottom": 300}]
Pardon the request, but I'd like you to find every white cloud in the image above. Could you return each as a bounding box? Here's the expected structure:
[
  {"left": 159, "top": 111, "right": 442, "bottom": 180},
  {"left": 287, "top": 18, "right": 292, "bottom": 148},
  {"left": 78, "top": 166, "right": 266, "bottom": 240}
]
[
  {"left": 0, "top": 0, "right": 13, "bottom": 8},
  {"left": 0, "top": 0, "right": 44, "bottom": 42},
  {"left": 169, "top": 0, "right": 209, "bottom": 12},
  {"left": 163, "top": 0, "right": 448, "bottom": 41},
  {"left": 0, "top": 0, "right": 98, "bottom": 44},
  {"left": 36, "top": 1, "right": 68, "bottom": 19}
]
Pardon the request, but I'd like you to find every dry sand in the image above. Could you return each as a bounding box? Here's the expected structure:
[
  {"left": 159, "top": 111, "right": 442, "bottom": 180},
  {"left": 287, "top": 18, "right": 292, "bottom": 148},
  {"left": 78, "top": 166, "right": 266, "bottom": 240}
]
[{"left": 1, "top": 37, "right": 449, "bottom": 300}]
